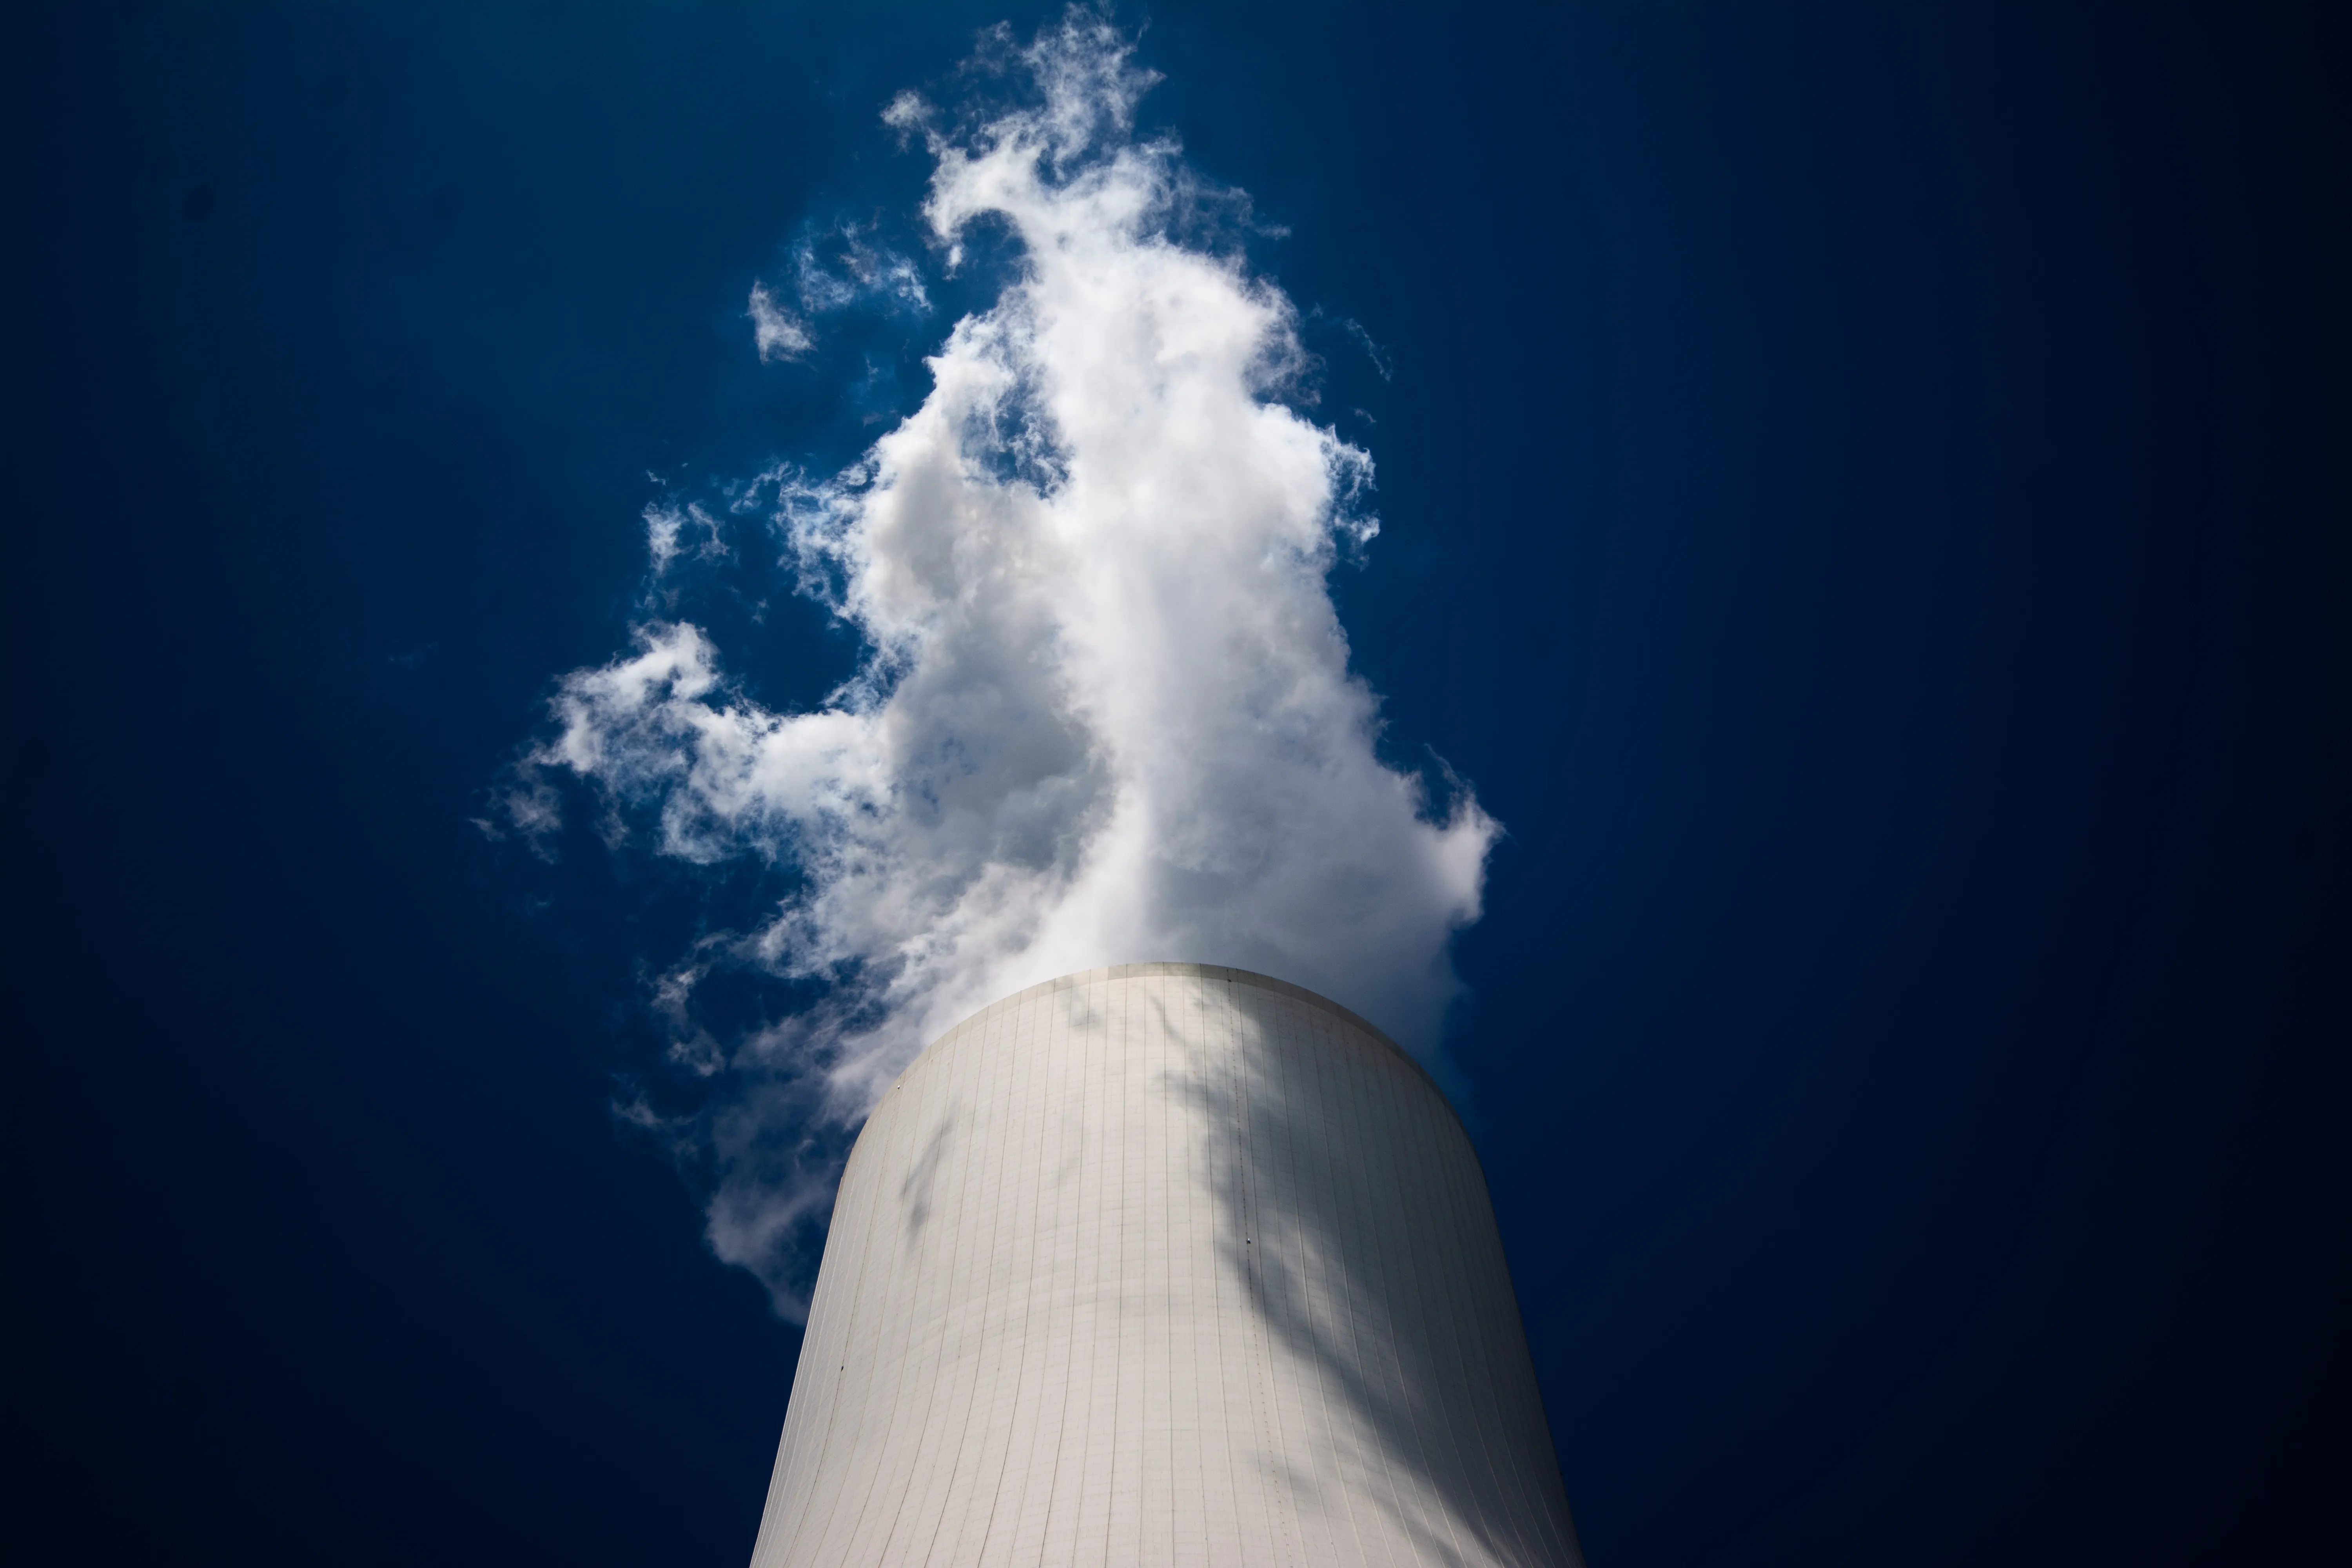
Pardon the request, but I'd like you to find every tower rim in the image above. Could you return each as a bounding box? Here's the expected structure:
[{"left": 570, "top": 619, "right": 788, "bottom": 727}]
[{"left": 877, "top": 961, "right": 1459, "bottom": 1124}]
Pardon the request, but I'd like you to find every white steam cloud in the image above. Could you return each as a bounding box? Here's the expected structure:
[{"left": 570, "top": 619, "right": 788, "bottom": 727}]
[{"left": 516, "top": 12, "right": 1498, "bottom": 1317}]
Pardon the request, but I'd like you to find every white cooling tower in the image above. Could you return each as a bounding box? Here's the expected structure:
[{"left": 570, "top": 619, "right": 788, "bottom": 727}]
[{"left": 748, "top": 963, "right": 1584, "bottom": 1568}]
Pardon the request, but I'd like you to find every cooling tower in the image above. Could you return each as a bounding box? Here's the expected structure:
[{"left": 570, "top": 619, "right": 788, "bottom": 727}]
[{"left": 748, "top": 963, "right": 1584, "bottom": 1568}]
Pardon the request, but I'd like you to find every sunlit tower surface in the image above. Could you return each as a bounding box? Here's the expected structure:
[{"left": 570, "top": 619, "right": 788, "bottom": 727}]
[{"left": 748, "top": 962, "right": 1584, "bottom": 1568}]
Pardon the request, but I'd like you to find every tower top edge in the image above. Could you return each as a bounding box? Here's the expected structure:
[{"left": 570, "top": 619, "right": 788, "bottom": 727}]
[{"left": 889, "top": 962, "right": 1451, "bottom": 1110}]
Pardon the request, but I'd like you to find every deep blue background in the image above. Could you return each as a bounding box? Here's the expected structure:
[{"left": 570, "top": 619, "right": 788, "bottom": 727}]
[{"left": 3, "top": 4, "right": 2342, "bottom": 1564}]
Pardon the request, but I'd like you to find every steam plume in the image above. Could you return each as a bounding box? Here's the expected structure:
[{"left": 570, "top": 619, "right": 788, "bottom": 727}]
[{"left": 516, "top": 12, "right": 1498, "bottom": 1315}]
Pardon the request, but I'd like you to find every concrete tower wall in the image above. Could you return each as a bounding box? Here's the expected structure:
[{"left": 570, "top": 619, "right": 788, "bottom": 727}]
[{"left": 748, "top": 963, "right": 1583, "bottom": 1568}]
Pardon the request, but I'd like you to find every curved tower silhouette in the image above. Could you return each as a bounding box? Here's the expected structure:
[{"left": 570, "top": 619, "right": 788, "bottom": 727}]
[{"left": 748, "top": 963, "right": 1583, "bottom": 1567}]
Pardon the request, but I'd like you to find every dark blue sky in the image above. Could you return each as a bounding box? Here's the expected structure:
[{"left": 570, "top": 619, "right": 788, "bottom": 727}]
[{"left": 3, "top": 4, "right": 2342, "bottom": 1564}]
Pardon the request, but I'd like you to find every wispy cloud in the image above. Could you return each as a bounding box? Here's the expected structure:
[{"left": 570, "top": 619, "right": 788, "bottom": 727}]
[
  {"left": 643, "top": 500, "right": 727, "bottom": 577},
  {"left": 746, "top": 281, "right": 811, "bottom": 362},
  {"left": 793, "top": 221, "right": 930, "bottom": 316},
  {"left": 746, "top": 219, "right": 931, "bottom": 368},
  {"left": 1344, "top": 317, "right": 1396, "bottom": 381},
  {"left": 512, "top": 8, "right": 1497, "bottom": 1318}
]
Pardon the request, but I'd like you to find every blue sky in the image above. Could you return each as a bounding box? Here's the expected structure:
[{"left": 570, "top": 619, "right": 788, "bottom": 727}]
[{"left": 3, "top": 4, "right": 2343, "bottom": 1565}]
